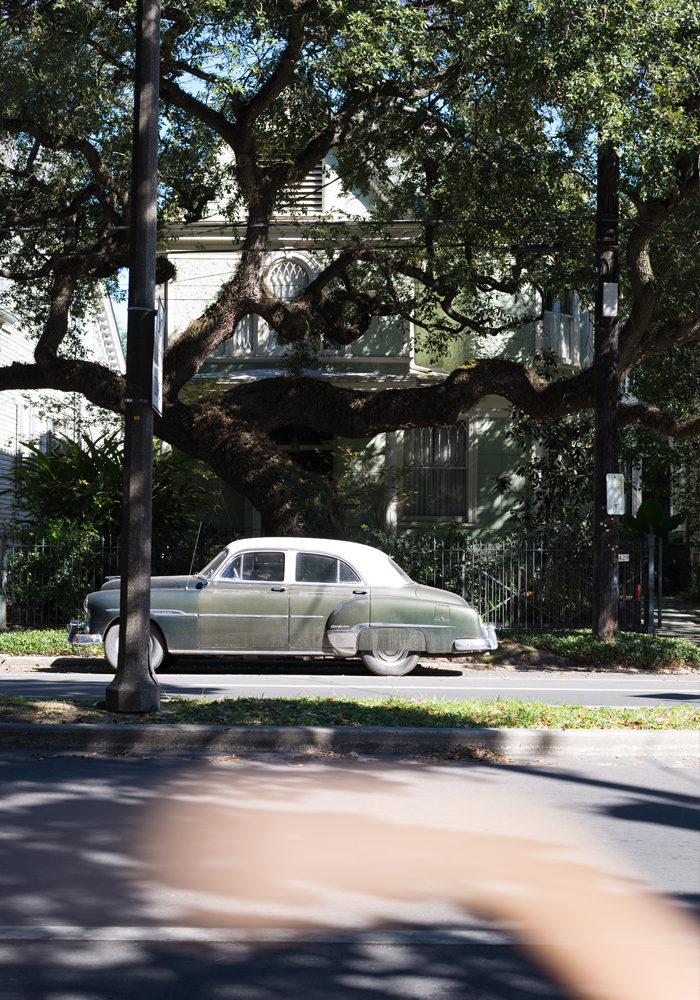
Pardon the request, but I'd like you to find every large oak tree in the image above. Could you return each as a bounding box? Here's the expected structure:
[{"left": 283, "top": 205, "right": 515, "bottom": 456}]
[{"left": 1, "top": 0, "right": 699, "bottom": 534}]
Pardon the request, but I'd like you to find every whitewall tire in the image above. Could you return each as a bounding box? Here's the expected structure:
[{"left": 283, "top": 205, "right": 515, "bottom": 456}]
[
  {"left": 103, "top": 622, "right": 168, "bottom": 672},
  {"left": 360, "top": 649, "right": 419, "bottom": 676}
]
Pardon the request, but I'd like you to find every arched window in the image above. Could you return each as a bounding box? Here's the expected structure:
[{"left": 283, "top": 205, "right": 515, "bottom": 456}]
[
  {"left": 257, "top": 258, "right": 310, "bottom": 356},
  {"left": 268, "top": 259, "right": 309, "bottom": 302},
  {"left": 211, "top": 257, "right": 310, "bottom": 359}
]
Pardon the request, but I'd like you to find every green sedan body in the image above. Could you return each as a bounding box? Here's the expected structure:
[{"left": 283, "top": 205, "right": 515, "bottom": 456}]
[{"left": 71, "top": 537, "right": 497, "bottom": 676}]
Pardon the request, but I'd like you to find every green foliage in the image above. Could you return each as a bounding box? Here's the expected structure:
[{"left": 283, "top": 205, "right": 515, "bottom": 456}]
[
  {"left": 335, "top": 441, "right": 416, "bottom": 537},
  {"left": 2, "top": 0, "right": 700, "bottom": 536},
  {"left": 3, "top": 0, "right": 700, "bottom": 342},
  {"left": 620, "top": 498, "right": 684, "bottom": 540},
  {"left": 9, "top": 434, "right": 124, "bottom": 535},
  {"left": 0, "top": 629, "right": 102, "bottom": 657},
  {"left": 492, "top": 394, "right": 594, "bottom": 533},
  {"left": 160, "top": 695, "right": 699, "bottom": 730},
  {"left": 505, "top": 629, "right": 700, "bottom": 669},
  {"left": 7, "top": 431, "right": 224, "bottom": 538},
  {"left": 2, "top": 522, "right": 112, "bottom": 623}
]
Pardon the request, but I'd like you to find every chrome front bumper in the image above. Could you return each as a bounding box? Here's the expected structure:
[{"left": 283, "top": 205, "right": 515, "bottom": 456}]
[{"left": 68, "top": 621, "right": 102, "bottom": 646}]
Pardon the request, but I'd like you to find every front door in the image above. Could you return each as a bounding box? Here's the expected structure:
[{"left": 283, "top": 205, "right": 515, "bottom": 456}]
[{"left": 198, "top": 550, "right": 289, "bottom": 651}]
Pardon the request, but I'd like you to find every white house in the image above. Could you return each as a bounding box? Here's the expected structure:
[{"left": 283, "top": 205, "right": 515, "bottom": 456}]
[
  {"left": 0, "top": 282, "right": 125, "bottom": 522},
  {"left": 163, "top": 160, "right": 597, "bottom": 537}
]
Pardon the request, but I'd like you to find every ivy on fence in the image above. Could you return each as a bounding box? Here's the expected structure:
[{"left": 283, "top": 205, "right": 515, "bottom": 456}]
[{"left": 0, "top": 528, "right": 231, "bottom": 628}]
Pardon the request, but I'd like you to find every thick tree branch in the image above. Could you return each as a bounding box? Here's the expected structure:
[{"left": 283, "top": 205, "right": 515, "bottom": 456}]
[
  {"left": 155, "top": 393, "right": 346, "bottom": 537},
  {"left": 237, "top": 7, "right": 310, "bottom": 128},
  {"left": 619, "top": 402, "right": 700, "bottom": 439},
  {"left": 158, "top": 77, "right": 243, "bottom": 152},
  {"left": 0, "top": 359, "right": 125, "bottom": 412},
  {"left": 34, "top": 271, "right": 77, "bottom": 368},
  {"left": 620, "top": 314, "right": 700, "bottom": 375},
  {"left": 0, "top": 184, "right": 103, "bottom": 235},
  {"left": 620, "top": 156, "right": 700, "bottom": 369},
  {"left": 202, "top": 360, "right": 593, "bottom": 439}
]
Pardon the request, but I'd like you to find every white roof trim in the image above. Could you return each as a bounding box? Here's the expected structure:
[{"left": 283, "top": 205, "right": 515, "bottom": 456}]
[{"left": 97, "top": 292, "right": 125, "bottom": 374}]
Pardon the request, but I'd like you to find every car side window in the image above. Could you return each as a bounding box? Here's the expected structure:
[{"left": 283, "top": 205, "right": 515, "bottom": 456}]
[
  {"left": 241, "top": 551, "right": 285, "bottom": 582},
  {"left": 339, "top": 560, "right": 361, "bottom": 583},
  {"left": 295, "top": 554, "right": 362, "bottom": 584},
  {"left": 296, "top": 554, "right": 338, "bottom": 583}
]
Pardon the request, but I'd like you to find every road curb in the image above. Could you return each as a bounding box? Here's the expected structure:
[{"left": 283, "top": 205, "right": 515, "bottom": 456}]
[{"left": 0, "top": 721, "right": 697, "bottom": 758}]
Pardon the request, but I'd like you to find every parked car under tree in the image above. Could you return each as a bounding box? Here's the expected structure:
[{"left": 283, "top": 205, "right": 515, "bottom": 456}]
[{"left": 69, "top": 538, "right": 498, "bottom": 676}]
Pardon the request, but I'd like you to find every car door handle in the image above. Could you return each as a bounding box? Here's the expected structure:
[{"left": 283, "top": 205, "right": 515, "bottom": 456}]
[
  {"left": 270, "top": 586, "right": 286, "bottom": 592},
  {"left": 353, "top": 589, "right": 368, "bottom": 595}
]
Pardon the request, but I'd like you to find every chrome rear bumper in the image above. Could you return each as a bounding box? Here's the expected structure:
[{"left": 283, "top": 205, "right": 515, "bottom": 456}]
[{"left": 454, "top": 623, "right": 498, "bottom": 653}]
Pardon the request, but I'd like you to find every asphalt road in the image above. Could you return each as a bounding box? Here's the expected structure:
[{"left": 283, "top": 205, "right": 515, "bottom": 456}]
[
  {"left": 1, "top": 656, "right": 698, "bottom": 706},
  {"left": 0, "top": 751, "right": 697, "bottom": 1000}
]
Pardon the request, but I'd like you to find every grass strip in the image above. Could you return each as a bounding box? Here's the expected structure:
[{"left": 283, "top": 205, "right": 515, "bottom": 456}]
[
  {"left": 502, "top": 629, "right": 700, "bottom": 669},
  {"left": 0, "top": 695, "right": 697, "bottom": 730},
  {"left": 0, "top": 629, "right": 103, "bottom": 657}
]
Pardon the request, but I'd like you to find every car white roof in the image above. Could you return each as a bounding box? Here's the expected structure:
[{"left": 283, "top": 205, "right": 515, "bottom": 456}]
[{"left": 226, "top": 537, "right": 410, "bottom": 587}]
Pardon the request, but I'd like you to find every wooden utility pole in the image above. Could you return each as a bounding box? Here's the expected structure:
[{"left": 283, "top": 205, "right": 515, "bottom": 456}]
[
  {"left": 592, "top": 146, "right": 620, "bottom": 640},
  {"left": 105, "top": 0, "right": 161, "bottom": 712}
]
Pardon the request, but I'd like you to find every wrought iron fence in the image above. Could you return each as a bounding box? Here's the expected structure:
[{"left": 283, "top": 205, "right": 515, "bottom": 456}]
[
  {"left": 388, "top": 535, "right": 662, "bottom": 632},
  {"left": 0, "top": 530, "right": 662, "bottom": 631}
]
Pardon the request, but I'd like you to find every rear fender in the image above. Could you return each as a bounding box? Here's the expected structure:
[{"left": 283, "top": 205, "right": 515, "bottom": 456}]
[{"left": 326, "top": 596, "right": 370, "bottom": 656}]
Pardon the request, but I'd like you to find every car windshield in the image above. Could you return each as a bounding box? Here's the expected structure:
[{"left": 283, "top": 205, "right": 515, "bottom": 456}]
[{"left": 196, "top": 548, "right": 231, "bottom": 579}]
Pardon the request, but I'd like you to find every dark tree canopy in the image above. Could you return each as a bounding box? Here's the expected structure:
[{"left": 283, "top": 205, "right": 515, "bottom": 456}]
[{"left": 1, "top": 0, "right": 700, "bottom": 533}]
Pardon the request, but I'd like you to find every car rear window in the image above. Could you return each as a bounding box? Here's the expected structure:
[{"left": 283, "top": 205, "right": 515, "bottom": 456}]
[
  {"left": 339, "top": 560, "right": 361, "bottom": 583},
  {"left": 296, "top": 554, "right": 361, "bottom": 584}
]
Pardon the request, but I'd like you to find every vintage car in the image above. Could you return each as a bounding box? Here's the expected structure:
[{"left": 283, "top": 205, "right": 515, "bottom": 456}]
[{"left": 69, "top": 537, "right": 497, "bottom": 675}]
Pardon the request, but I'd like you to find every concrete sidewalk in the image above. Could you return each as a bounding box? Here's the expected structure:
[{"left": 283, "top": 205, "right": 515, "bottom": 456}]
[{"left": 657, "top": 598, "right": 700, "bottom": 644}]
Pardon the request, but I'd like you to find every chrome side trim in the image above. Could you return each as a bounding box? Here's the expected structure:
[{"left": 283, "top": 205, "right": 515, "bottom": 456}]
[
  {"left": 327, "top": 622, "right": 369, "bottom": 633},
  {"left": 152, "top": 610, "right": 197, "bottom": 617},
  {"left": 198, "top": 613, "right": 288, "bottom": 620},
  {"left": 369, "top": 622, "right": 454, "bottom": 629},
  {"left": 327, "top": 621, "right": 453, "bottom": 633},
  {"left": 167, "top": 648, "right": 337, "bottom": 657}
]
